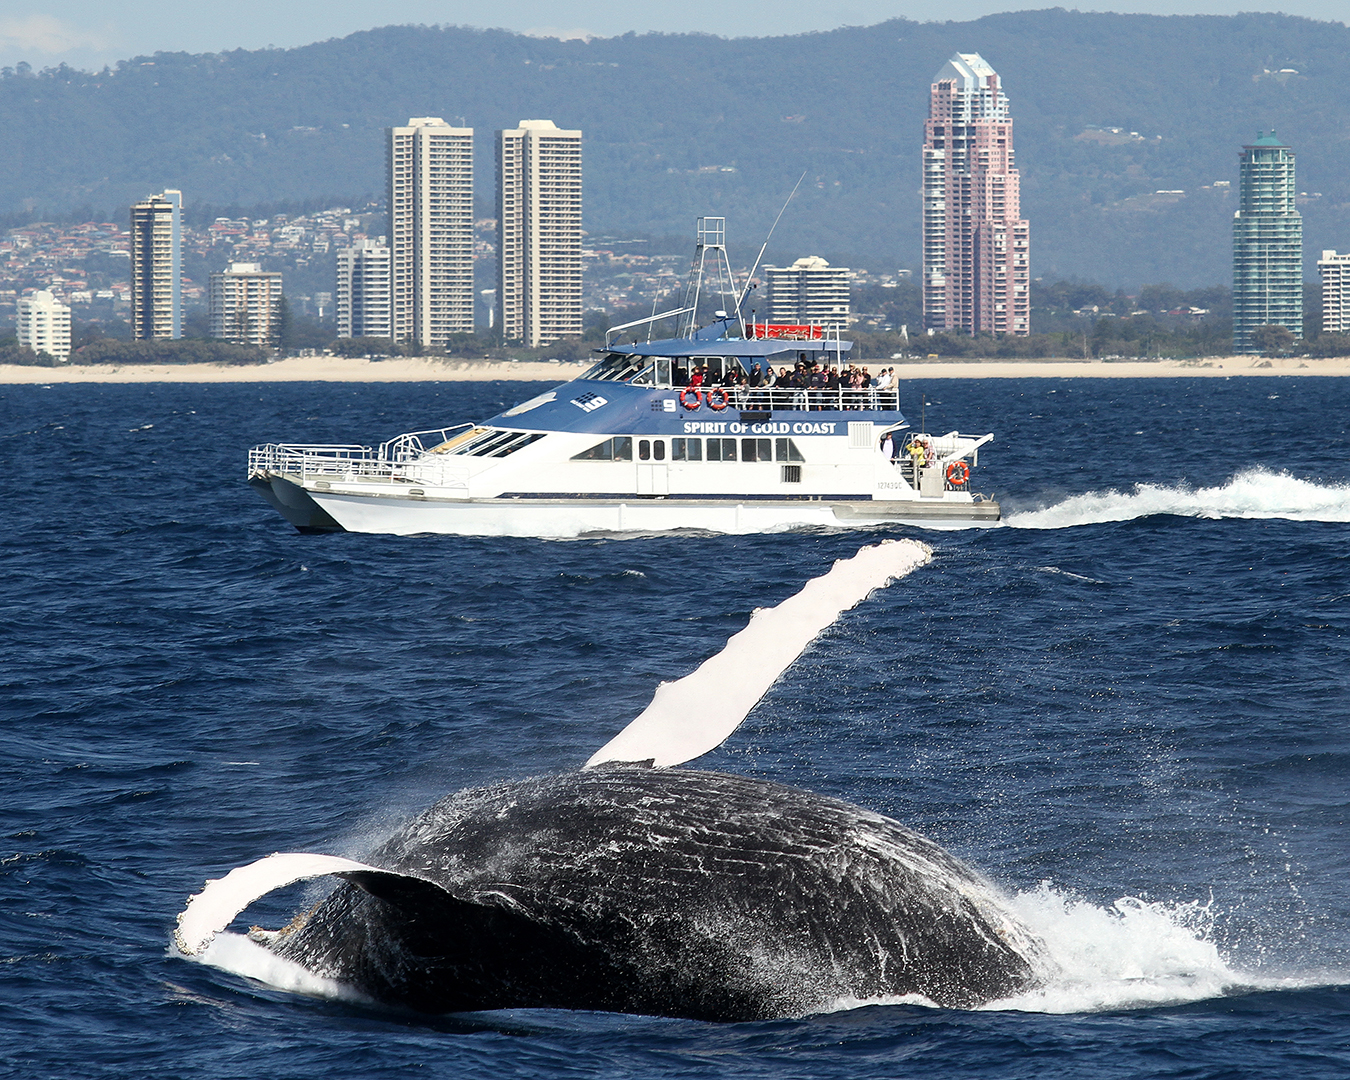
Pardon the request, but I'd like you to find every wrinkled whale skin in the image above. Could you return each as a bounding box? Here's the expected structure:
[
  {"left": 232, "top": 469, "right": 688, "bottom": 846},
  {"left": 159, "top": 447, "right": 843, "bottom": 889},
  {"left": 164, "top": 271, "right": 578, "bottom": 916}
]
[{"left": 266, "top": 767, "right": 1044, "bottom": 1020}]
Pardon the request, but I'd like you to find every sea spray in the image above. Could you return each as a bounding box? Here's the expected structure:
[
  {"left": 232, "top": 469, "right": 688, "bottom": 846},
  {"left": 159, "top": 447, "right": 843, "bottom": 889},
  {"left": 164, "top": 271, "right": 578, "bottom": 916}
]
[{"left": 1007, "top": 467, "right": 1350, "bottom": 530}]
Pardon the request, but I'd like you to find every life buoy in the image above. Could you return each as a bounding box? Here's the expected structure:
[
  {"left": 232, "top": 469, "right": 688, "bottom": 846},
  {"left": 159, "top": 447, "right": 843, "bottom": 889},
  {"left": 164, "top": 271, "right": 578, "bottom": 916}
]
[
  {"left": 679, "top": 387, "right": 702, "bottom": 411},
  {"left": 706, "top": 387, "right": 729, "bottom": 411},
  {"left": 945, "top": 460, "right": 970, "bottom": 486}
]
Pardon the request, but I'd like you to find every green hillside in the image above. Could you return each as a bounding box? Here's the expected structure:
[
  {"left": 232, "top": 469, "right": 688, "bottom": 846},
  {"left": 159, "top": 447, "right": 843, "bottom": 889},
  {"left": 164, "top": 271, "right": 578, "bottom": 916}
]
[{"left": 2, "top": 10, "right": 1347, "bottom": 288}]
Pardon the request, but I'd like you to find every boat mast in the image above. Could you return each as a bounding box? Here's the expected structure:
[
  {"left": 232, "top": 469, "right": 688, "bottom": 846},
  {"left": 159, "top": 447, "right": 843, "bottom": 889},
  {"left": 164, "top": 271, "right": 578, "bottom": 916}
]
[{"left": 679, "top": 217, "right": 744, "bottom": 339}]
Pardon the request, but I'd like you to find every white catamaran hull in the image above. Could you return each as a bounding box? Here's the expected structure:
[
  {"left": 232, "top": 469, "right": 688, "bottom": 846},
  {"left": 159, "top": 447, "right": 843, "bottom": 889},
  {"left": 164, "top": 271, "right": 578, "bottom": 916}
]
[{"left": 253, "top": 475, "right": 999, "bottom": 538}]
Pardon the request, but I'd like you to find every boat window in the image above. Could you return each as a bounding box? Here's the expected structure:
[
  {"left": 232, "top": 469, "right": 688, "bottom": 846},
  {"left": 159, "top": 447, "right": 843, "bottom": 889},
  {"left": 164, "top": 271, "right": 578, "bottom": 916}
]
[
  {"left": 652, "top": 440, "right": 665, "bottom": 461},
  {"left": 582, "top": 352, "right": 650, "bottom": 383},
  {"left": 442, "top": 428, "right": 542, "bottom": 457},
  {"left": 740, "top": 438, "right": 772, "bottom": 463},
  {"left": 464, "top": 430, "right": 522, "bottom": 457},
  {"left": 631, "top": 363, "right": 656, "bottom": 386},
  {"left": 671, "top": 437, "right": 702, "bottom": 461},
  {"left": 572, "top": 436, "right": 633, "bottom": 461},
  {"left": 656, "top": 357, "right": 672, "bottom": 386},
  {"left": 487, "top": 432, "right": 546, "bottom": 457},
  {"left": 706, "top": 438, "right": 737, "bottom": 462},
  {"left": 638, "top": 439, "right": 651, "bottom": 461},
  {"left": 775, "top": 437, "right": 805, "bottom": 462}
]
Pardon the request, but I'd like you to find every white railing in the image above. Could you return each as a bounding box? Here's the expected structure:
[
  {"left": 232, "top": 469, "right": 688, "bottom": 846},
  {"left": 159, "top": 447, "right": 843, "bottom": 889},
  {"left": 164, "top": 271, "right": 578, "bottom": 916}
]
[
  {"left": 673, "top": 386, "right": 901, "bottom": 412},
  {"left": 248, "top": 442, "right": 470, "bottom": 492},
  {"left": 379, "top": 425, "right": 474, "bottom": 461}
]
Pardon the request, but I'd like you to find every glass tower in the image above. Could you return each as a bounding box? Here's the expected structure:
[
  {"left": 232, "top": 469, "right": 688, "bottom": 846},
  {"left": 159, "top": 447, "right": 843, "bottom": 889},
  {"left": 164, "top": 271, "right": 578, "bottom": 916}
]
[
  {"left": 1233, "top": 132, "right": 1302, "bottom": 353},
  {"left": 922, "top": 53, "right": 1030, "bottom": 336}
]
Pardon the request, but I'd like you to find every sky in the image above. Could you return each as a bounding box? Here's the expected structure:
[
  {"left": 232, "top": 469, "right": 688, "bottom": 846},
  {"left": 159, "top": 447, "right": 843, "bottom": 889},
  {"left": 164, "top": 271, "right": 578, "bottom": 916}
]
[{"left": 0, "top": 0, "right": 1346, "bottom": 71}]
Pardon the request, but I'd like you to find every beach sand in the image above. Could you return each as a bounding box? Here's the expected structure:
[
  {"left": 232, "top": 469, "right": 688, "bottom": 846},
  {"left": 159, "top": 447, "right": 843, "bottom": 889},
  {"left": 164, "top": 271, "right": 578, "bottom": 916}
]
[{"left": 1, "top": 353, "right": 1347, "bottom": 384}]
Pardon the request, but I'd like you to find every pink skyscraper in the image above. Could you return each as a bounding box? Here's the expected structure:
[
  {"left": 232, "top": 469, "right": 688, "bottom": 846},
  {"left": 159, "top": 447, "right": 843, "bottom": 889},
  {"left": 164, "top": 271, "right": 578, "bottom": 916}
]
[{"left": 922, "top": 53, "right": 1030, "bottom": 336}]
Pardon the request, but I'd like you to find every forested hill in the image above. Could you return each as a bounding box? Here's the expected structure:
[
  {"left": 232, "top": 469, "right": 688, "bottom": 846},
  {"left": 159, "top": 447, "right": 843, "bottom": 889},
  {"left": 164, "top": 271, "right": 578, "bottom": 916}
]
[{"left": 3, "top": 10, "right": 1349, "bottom": 288}]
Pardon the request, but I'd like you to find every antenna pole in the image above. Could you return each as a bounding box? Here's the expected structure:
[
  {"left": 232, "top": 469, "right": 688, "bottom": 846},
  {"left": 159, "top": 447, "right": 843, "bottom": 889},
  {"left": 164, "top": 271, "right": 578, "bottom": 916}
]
[{"left": 737, "top": 171, "right": 807, "bottom": 320}]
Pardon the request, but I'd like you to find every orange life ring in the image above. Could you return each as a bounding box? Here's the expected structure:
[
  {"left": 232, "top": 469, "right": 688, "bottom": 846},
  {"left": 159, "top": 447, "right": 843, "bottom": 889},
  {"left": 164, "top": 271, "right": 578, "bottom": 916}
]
[
  {"left": 679, "top": 387, "right": 702, "bottom": 411},
  {"left": 706, "top": 387, "right": 729, "bottom": 411},
  {"left": 945, "top": 460, "right": 970, "bottom": 486}
]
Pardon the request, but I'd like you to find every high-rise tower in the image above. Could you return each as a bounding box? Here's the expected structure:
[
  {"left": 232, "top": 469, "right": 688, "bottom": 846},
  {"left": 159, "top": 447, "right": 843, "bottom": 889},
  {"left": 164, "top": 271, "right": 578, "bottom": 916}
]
[
  {"left": 129, "top": 189, "right": 182, "bottom": 340},
  {"left": 496, "top": 120, "right": 583, "bottom": 348},
  {"left": 922, "top": 54, "right": 1029, "bottom": 336},
  {"left": 1233, "top": 132, "right": 1302, "bottom": 353},
  {"left": 386, "top": 118, "right": 474, "bottom": 346},
  {"left": 336, "top": 238, "right": 392, "bottom": 340}
]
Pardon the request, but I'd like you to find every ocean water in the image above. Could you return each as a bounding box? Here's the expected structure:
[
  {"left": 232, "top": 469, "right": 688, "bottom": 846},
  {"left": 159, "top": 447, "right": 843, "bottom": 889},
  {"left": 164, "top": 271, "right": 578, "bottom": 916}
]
[{"left": 2, "top": 375, "right": 1349, "bottom": 1078}]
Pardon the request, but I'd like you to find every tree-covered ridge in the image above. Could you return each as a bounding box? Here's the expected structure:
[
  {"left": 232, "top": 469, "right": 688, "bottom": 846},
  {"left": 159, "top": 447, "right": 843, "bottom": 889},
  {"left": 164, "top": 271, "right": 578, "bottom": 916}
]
[{"left": 1, "top": 11, "right": 1348, "bottom": 289}]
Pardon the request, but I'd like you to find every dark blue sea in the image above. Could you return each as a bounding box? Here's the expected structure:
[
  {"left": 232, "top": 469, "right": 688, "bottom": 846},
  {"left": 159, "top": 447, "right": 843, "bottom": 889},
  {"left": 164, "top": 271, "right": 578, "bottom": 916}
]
[{"left": 3, "top": 376, "right": 1349, "bottom": 1078}]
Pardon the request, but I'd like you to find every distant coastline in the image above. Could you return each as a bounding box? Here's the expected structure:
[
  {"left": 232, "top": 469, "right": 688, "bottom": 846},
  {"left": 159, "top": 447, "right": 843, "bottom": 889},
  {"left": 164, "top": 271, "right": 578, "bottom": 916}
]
[{"left": 1, "top": 354, "right": 1347, "bottom": 384}]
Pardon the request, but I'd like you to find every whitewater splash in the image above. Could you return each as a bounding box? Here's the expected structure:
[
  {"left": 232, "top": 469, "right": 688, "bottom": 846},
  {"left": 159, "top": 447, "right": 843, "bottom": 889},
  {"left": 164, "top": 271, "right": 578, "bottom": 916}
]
[
  {"left": 834, "top": 883, "right": 1321, "bottom": 1016},
  {"left": 1006, "top": 467, "right": 1350, "bottom": 530}
]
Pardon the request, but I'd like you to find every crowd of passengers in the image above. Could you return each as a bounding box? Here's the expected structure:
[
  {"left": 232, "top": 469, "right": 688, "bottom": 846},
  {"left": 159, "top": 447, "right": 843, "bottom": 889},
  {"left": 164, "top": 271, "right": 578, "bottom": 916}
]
[{"left": 674, "top": 359, "right": 899, "bottom": 410}]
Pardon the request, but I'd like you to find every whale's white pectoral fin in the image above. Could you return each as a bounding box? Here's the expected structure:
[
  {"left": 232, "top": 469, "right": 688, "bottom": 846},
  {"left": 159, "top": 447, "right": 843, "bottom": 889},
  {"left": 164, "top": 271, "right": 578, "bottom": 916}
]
[
  {"left": 174, "top": 852, "right": 386, "bottom": 956},
  {"left": 585, "top": 539, "right": 933, "bottom": 770}
]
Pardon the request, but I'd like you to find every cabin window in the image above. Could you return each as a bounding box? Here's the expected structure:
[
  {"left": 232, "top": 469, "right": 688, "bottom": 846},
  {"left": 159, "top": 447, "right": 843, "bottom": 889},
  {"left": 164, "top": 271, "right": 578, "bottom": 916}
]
[
  {"left": 572, "top": 436, "right": 633, "bottom": 461},
  {"left": 706, "top": 438, "right": 737, "bottom": 462},
  {"left": 775, "top": 437, "right": 805, "bottom": 462},
  {"left": 671, "top": 437, "right": 702, "bottom": 461},
  {"left": 638, "top": 439, "right": 650, "bottom": 461},
  {"left": 740, "top": 438, "right": 772, "bottom": 462},
  {"left": 582, "top": 353, "right": 649, "bottom": 383},
  {"left": 484, "top": 432, "right": 546, "bottom": 457},
  {"left": 652, "top": 440, "right": 666, "bottom": 461},
  {"left": 631, "top": 363, "right": 656, "bottom": 386},
  {"left": 656, "top": 357, "right": 672, "bottom": 386}
]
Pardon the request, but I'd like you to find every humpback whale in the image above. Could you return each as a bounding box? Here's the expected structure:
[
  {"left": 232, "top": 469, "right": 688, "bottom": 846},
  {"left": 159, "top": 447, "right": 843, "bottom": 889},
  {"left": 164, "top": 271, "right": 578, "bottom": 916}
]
[{"left": 176, "top": 540, "right": 1050, "bottom": 1019}]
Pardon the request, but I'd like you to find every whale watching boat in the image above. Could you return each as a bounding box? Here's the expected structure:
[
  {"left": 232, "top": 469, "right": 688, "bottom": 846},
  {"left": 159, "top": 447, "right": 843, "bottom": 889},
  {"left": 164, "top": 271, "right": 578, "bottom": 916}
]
[{"left": 248, "top": 219, "right": 998, "bottom": 537}]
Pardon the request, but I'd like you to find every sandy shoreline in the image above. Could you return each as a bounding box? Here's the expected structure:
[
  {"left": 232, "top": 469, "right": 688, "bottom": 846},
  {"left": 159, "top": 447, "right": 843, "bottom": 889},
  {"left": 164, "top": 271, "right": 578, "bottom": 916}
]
[{"left": 1, "top": 353, "right": 1347, "bottom": 384}]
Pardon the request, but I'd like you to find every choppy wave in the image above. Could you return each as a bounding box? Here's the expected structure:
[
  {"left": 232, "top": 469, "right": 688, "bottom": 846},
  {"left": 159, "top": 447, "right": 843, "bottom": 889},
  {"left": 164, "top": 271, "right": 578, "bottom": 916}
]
[{"left": 1007, "top": 468, "right": 1350, "bottom": 530}]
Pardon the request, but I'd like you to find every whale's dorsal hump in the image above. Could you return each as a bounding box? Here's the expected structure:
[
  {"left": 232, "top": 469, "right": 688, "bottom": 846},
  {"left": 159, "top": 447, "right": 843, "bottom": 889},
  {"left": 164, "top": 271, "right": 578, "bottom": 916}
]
[{"left": 585, "top": 539, "right": 932, "bottom": 770}]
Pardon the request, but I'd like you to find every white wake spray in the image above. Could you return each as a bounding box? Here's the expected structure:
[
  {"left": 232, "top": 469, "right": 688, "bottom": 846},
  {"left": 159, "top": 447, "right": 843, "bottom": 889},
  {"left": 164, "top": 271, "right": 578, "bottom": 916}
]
[{"left": 1006, "top": 467, "right": 1350, "bottom": 530}]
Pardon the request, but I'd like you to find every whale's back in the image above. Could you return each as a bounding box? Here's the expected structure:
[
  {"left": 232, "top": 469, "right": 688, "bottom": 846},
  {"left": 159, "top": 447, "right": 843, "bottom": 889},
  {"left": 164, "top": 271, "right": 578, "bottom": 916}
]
[{"left": 270, "top": 768, "right": 1044, "bottom": 1019}]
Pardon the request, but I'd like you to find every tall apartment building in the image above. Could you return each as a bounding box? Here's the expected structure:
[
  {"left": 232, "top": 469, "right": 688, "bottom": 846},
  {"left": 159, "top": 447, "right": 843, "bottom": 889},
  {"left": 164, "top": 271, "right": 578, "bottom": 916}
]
[
  {"left": 922, "top": 54, "right": 1029, "bottom": 336},
  {"left": 17, "top": 290, "right": 71, "bottom": 361},
  {"left": 387, "top": 118, "right": 474, "bottom": 346},
  {"left": 496, "top": 120, "right": 583, "bottom": 348},
  {"left": 1318, "top": 250, "right": 1350, "bottom": 336},
  {"left": 336, "top": 237, "right": 392, "bottom": 339},
  {"left": 209, "top": 262, "right": 283, "bottom": 347},
  {"left": 762, "top": 257, "right": 851, "bottom": 332},
  {"left": 129, "top": 189, "right": 183, "bottom": 340},
  {"left": 1233, "top": 132, "right": 1303, "bottom": 353}
]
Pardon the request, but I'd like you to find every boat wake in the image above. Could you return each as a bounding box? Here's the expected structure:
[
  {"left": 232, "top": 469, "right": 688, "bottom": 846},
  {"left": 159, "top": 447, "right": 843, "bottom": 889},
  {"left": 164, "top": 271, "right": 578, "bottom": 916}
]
[{"left": 1005, "top": 467, "right": 1350, "bottom": 530}]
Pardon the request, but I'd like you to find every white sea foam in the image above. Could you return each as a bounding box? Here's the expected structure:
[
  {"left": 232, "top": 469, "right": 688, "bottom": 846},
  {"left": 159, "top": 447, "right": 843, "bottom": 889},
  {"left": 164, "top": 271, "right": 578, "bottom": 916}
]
[
  {"left": 1006, "top": 467, "right": 1350, "bottom": 530},
  {"left": 987, "top": 884, "right": 1242, "bottom": 1013}
]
